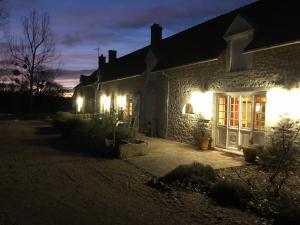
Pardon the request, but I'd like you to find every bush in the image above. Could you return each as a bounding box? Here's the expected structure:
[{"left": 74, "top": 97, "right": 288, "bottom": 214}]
[
  {"left": 118, "top": 140, "right": 149, "bottom": 159},
  {"left": 273, "top": 196, "right": 300, "bottom": 225},
  {"left": 209, "top": 180, "right": 252, "bottom": 209},
  {"left": 52, "top": 111, "right": 75, "bottom": 128},
  {"left": 161, "top": 162, "right": 216, "bottom": 191},
  {"left": 258, "top": 118, "right": 300, "bottom": 196},
  {"left": 52, "top": 113, "right": 144, "bottom": 158}
]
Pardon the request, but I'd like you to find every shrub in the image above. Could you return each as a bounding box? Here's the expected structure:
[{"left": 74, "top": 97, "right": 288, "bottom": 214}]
[
  {"left": 52, "top": 112, "right": 145, "bottom": 158},
  {"left": 259, "top": 118, "right": 299, "bottom": 169},
  {"left": 52, "top": 111, "right": 75, "bottom": 130},
  {"left": 58, "top": 118, "right": 83, "bottom": 138},
  {"left": 273, "top": 196, "right": 300, "bottom": 225},
  {"left": 118, "top": 140, "right": 149, "bottom": 159},
  {"left": 209, "top": 180, "right": 252, "bottom": 209},
  {"left": 258, "top": 118, "right": 300, "bottom": 196},
  {"left": 161, "top": 162, "right": 216, "bottom": 191}
]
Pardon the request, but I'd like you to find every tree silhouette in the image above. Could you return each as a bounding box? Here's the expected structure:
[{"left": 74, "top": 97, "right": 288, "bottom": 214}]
[{"left": 7, "top": 9, "right": 57, "bottom": 110}]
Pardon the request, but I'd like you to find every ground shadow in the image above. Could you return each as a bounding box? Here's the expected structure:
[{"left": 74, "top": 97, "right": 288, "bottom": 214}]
[
  {"left": 35, "top": 125, "right": 115, "bottom": 158},
  {"left": 35, "top": 126, "right": 60, "bottom": 135}
]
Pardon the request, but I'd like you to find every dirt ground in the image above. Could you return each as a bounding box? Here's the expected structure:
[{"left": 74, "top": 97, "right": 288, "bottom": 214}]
[{"left": 0, "top": 120, "right": 269, "bottom": 225}]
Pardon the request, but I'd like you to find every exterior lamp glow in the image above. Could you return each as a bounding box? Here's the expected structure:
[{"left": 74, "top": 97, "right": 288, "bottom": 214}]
[
  {"left": 117, "top": 95, "right": 126, "bottom": 109},
  {"left": 76, "top": 96, "right": 83, "bottom": 113},
  {"left": 190, "top": 91, "right": 213, "bottom": 119},
  {"left": 101, "top": 95, "right": 111, "bottom": 112},
  {"left": 266, "top": 87, "right": 300, "bottom": 125}
]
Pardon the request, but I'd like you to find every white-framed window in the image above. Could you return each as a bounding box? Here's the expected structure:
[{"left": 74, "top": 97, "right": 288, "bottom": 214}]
[{"left": 217, "top": 94, "right": 266, "bottom": 131}]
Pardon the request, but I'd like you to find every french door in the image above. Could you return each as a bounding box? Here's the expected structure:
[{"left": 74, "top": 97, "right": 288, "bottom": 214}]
[{"left": 216, "top": 93, "right": 266, "bottom": 151}]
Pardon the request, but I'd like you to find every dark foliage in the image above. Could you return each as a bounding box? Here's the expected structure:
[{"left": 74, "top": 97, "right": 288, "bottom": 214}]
[
  {"left": 273, "top": 196, "right": 300, "bottom": 225},
  {"left": 209, "top": 180, "right": 252, "bottom": 209},
  {"left": 0, "top": 92, "right": 71, "bottom": 114},
  {"left": 161, "top": 162, "right": 216, "bottom": 191},
  {"left": 52, "top": 113, "right": 138, "bottom": 158}
]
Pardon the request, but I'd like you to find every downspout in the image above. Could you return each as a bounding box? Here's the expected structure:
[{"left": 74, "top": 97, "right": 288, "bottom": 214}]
[{"left": 163, "top": 71, "right": 170, "bottom": 138}]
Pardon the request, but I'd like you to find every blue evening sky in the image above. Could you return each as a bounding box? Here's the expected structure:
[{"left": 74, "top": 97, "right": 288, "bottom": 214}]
[{"left": 2, "top": 0, "right": 255, "bottom": 88}]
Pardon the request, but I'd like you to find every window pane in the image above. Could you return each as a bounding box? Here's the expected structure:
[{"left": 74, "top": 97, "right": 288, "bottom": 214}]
[
  {"left": 218, "top": 96, "right": 227, "bottom": 126},
  {"left": 241, "top": 97, "right": 252, "bottom": 129},
  {"left": 254, "top": 96, "right": 266, "bottom": 130},
  {"left": 229, "top": 97, "right": 239, "bottom": 128}
]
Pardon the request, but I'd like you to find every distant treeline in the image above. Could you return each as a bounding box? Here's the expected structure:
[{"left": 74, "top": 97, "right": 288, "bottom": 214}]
[{"left": 0, "top": 92, "right": 72, "bottom": 114}]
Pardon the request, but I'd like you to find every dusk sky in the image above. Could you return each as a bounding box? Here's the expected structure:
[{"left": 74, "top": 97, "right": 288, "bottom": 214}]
[{"left": 1, "top": 0, "right": 255, "bottom": 88}]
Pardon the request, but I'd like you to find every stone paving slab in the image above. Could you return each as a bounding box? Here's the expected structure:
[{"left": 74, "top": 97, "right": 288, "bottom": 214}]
[{"left": 127, "top": 137, "right": 245, "bottom": 177}]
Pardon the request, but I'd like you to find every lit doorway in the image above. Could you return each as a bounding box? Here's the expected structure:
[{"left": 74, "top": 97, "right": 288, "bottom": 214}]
[{"left": 216, "top": 93, "right": 266, "bottom": 152}]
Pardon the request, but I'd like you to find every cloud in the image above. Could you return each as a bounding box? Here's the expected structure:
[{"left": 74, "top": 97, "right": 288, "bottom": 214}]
[
  {"left": 54, "top": 0, "right": 255, "bottom": 49},
  {"left": 61, "top": 34, "right": 82, "bottom": 47},
  {"left": 54, "top": 69, "right": 94, "bottom": 88},
  {"left": 5, "top": 0, "right": 255, "bottom": 74}
]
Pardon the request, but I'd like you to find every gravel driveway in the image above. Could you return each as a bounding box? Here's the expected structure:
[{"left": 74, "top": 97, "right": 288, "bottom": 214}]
[{"left": 0, "top": 120, "right": 267, "bottom": 225}]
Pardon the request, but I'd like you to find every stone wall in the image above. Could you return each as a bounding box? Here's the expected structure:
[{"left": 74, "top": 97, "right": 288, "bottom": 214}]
[
  {"left": 76, "top": 85, "right": 96, "bottom": 113},
  {"left": 164, "top": 43, "right": 300, "bottom": 145},
  {"left": 100, "top": 75, "right": 145, "bottom": 96},
  {"left": 100, "top": 74, "right": 146, "bottom": 131}
]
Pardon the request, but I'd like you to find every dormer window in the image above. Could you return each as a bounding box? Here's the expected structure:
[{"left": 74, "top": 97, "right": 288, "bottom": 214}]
[
  {"left": 224, "top": 15, "right": 254, "bottom": 72},
  {"left": 229, "top": 35, "right": 251, "bottom": 71}
]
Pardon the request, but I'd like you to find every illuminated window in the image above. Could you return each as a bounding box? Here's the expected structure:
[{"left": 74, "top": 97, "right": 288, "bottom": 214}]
[
  {"left": 229, "top": 97, "right": 239, "bottom": 127},
  {"left": 241, "top": 97, "right": 252, "bottom": 128},
  {"left": 128, "top": 99, "right": 133, "bottom": 117},
  {"left": 218, "top": 96, "right": 227, "bottom": 126},
  {"left": 100, "top": 95, "right": 111, "bottom": 113},
  {"left": 76, "top": 96, "right": 83, "bottom": 113},
  {"left": 254, "top": 96, "right": 266, "bottom": 130},
  {"left": 117, "top": 95, "right": 126, "bottom": 109}
]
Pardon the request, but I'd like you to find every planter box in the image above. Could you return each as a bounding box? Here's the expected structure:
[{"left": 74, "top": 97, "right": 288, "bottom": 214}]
[{"left": 118, "top": 140, "right": 149, "bottom": 159}]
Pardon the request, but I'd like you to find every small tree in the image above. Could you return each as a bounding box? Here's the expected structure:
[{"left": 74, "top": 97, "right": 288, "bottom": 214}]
[
  {"left": 260, "top": 117, "right": 300, "bottom": 196},
  {"left": 7, "top": 9, "right": 57, "bottom": 110}
]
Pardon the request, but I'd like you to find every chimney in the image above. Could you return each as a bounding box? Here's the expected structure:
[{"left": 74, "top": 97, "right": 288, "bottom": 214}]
[
  {"left": 151, "top": 23, "right": 162, "bottom": 46},
  {"left": 108, "top": 50, "right": 117, "bottom": 63},
  {"left": 98, "top": 54, "right": 106, "bottom": 68}
]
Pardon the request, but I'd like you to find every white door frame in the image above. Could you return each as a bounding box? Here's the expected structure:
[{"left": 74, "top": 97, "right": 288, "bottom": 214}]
[{"left": 216, "top": 92, "right": 266, "bottom": 152}]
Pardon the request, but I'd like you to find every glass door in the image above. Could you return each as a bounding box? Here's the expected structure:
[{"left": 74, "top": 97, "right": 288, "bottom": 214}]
[
  {"left": 227, "top": 96, "right": 239, "bottom": 149},
  {"left": 216, "top": 93, "right": 266, "bottom": 152}
]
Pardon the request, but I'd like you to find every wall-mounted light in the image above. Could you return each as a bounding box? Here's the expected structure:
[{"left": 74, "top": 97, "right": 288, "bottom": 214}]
[
  {"left": 266, "top": 87, "right": 300, "bottom": 125},
  {"left": 185, "top": 91, "right": 213, "bottom": 119},
  {"left": 76, "top": 96, "right": 83, "bottom": 113},
  {"left": 101, "top": 95, "right": 111, "bottom": 112},
  {"left": 117, "top": 95, "right": 126, "bottom": 109}
]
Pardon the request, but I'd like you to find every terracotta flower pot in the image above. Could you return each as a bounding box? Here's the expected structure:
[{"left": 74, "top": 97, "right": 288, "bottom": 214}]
[
  {"left": 242, "top": 146, "right": 257, "bottom": 163},
  {"left": 199, "top": 137, "right": 210, "bottom": 150}
]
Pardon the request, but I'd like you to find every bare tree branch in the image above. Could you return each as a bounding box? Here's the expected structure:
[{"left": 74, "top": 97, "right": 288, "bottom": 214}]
[{"left": 6, "top": 9, "right": 57, "bottom": 110}]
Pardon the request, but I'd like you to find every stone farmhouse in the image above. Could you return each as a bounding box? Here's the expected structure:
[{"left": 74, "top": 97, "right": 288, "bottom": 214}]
[{"left": 74, "top": 0, "right": 300, "bottom": 154}]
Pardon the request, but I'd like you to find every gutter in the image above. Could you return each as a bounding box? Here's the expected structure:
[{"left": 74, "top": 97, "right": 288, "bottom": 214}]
[
  {"left": 244, "top": 39, "right": 300, "bottom": 54},
  {"left": 101, "top": 74, "right": 143, "bottom": 84},
  {"left": 163, "top": 71, "right": 170, "bottom": 138},
  {"left": 153, "top": 58, "right": 218, "bottom": 74}
]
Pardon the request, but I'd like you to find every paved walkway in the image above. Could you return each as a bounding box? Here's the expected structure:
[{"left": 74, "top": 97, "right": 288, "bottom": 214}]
[{"left": 127, "top": 137, "right": 245, "bottom": 177}]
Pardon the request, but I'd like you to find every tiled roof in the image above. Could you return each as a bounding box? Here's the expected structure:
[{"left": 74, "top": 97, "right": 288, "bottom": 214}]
[{"left": 78, "top": 0, "right": 300, "bottom": 86}]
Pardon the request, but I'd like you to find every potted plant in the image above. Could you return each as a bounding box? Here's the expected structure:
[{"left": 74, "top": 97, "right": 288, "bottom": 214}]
[
  {"left": 241, "top": 139, "right": 263, "bottom": 163},
  {"left": 242, "top": 145, "right": 257, "bottom": 163},
  {"left": 194, "top": 116, "right": 211, "bottom": 150}
]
